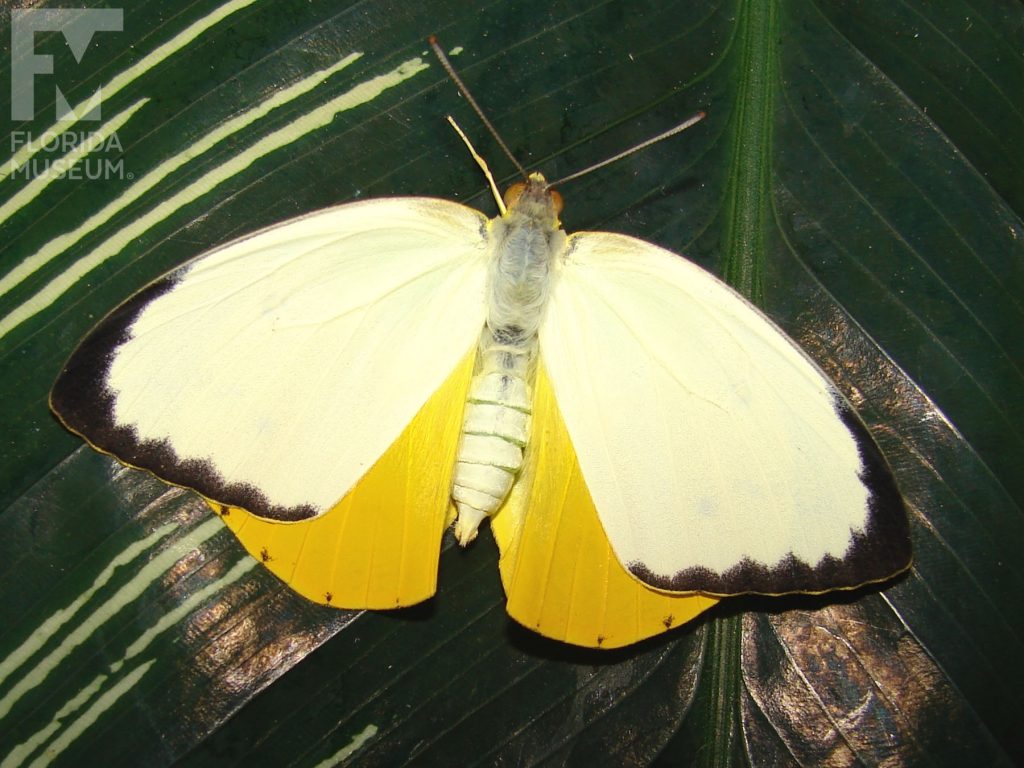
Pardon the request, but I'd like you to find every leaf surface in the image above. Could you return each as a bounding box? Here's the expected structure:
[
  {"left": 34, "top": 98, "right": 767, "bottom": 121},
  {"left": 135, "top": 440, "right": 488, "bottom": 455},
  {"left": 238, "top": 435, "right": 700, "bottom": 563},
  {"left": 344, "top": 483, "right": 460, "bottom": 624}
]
[{"left": 1, "top": 0, "right": 1021, "bottom": 765}]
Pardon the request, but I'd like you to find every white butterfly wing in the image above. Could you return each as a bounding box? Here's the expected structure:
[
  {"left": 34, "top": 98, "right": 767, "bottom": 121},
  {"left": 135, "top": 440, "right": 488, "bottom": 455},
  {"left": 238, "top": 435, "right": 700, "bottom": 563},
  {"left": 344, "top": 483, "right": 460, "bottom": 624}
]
[
  {"left": 53, "top": 198, "right": 489, "bottom": 521},
  {"left": 540, "top": 231, "right": 910, "bottom": 595}
]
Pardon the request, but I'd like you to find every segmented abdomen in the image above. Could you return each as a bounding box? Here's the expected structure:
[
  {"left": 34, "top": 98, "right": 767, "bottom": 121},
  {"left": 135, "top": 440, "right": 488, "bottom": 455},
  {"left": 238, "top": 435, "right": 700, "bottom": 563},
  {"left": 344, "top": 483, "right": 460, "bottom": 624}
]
[{"left": 451, "top": 328, "right": 534, "bottom": 543}]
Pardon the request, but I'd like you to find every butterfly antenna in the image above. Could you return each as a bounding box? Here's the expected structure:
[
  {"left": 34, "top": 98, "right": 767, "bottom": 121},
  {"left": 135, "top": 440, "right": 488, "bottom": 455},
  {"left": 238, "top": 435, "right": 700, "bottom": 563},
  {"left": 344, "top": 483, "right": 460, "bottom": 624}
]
[
  {"left": 549, "top": 111, "right": 707, "bottom": 187},
  {"left": 429, "top": 35, "right": 528, "bottom": 179},
  {"left": 446, "top": 115, "right": 507, "bottom": 214}
]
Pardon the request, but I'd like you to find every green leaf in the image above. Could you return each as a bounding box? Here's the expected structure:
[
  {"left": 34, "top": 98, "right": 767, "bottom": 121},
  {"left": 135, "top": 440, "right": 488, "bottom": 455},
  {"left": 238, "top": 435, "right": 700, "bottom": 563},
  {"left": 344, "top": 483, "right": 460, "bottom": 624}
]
[{"left": 1, "top": 0, "right": 1021, "bottom": 765}]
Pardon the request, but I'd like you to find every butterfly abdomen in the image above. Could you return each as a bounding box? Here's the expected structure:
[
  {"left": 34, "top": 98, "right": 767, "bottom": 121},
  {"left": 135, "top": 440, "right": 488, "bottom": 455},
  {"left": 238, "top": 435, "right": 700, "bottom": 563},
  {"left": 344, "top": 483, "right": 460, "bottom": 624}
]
[
  {"left": 452, "top": 330, "right": 534, "bottom": 544},
  {"left": 451, "top": 176, "right": 567, "bottom": 545}
]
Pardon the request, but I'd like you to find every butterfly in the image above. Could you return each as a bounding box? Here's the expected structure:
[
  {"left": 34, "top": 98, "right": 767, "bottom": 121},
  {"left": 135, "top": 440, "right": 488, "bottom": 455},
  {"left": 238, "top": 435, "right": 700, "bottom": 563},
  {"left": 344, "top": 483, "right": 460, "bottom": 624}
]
[{"left": 50, "top": 47, "right": 911, "bottom": 650}]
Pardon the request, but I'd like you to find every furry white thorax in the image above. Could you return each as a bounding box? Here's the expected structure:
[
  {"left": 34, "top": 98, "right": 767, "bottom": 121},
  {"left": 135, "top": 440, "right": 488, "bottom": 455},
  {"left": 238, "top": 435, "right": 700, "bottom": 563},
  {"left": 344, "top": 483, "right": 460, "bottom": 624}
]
[{"left": 452, "top": 174, "right": 567, "bottom": 544}]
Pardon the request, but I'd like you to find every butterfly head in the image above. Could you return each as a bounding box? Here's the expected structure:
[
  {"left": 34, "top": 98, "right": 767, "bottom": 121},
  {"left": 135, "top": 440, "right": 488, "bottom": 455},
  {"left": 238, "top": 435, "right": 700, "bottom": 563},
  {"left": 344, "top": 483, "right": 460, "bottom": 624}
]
[{"left": 503, "top": 172, "right": 563, "bottom": 229}]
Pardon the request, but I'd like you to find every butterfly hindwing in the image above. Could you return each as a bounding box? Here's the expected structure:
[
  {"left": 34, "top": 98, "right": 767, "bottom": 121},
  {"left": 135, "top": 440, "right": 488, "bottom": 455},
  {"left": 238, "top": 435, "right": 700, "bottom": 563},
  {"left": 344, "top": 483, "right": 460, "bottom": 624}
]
[
  {"left": 491, "top": 362, "right": 719, "bottom": 649},
  {"left": 539, "top": 231, "right": 911, "bottom": 596},
  {"left": 215, "top": 350, "right": 475, "bottom": 608}
]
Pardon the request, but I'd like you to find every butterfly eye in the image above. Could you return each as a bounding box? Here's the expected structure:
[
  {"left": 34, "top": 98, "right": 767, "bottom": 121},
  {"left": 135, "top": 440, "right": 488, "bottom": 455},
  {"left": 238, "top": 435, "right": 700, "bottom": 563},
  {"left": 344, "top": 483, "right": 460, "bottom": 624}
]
[
  {"left": 503, "top": 182, "right": 526, "bottom": 209},
  {"left": 549, "top": 189, "right": 564, "bottom": 216}
]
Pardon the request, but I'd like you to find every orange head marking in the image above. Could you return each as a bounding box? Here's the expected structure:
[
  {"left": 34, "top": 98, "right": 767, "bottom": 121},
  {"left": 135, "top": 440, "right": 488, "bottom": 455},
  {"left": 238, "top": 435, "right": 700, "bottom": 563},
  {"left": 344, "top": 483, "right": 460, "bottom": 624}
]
[
  {"left": 503, "top": 181, "right": 526, "bottom": 211},
  {"left": 549, "top": 188, "right": 563, "bottom": 216},
  {"left": 502, "top": 174, "right": 563, "bottom": 227}
]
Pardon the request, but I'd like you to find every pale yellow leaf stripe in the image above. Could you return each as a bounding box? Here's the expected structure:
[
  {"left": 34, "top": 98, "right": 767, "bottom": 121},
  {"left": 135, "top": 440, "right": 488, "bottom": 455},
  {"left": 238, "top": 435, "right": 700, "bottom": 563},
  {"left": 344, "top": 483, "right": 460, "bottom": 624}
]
[
  {"left": 313, "top": 724, "right": 380, "bottom": 768},
  {"left": 0, "top": 54, "right": 429, "bottom": 340},
  {"left": 0, "top": 49, "right": 364, "bottom": 315},
  {"left": 1, "top": 0, "right": 260, "bottom": 181},
  {"left": 5, "top": 560, "right": 256, "bottom": 768},
  {"left": 2, "top": 661, "right": 157, "bottom": 768},
  {"left": 0, "top": 98, "right": 149, "bottom": 226},
  {"left": 0, "top": 516, "right": 221, "bottom": 719},
  {"left": 0, "top": 521, "right": 176, "bottom": 689},
  {"left": 0, "top": 517, "right": 257, "bottom": 767}
]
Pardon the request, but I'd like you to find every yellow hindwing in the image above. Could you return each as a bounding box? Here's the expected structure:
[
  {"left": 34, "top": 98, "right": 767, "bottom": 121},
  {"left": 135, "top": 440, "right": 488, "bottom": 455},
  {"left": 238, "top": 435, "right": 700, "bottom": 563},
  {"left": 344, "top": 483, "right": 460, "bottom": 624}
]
[
  {"left": 491, "top": 363, "right": 718, "bottom": 648},
  {"left": 213, "top": 351, "right": 475, "bottom": 609}
]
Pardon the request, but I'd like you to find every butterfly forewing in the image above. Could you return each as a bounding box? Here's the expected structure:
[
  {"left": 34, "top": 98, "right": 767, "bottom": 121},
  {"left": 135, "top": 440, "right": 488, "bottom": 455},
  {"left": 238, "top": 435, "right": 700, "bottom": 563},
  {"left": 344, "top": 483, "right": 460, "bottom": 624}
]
[
  {"left": 51, "top": 198, "right": 490, "bottom": 522},
  {"left": 539, "top": 231, "right": 911, "bottom": 596}
]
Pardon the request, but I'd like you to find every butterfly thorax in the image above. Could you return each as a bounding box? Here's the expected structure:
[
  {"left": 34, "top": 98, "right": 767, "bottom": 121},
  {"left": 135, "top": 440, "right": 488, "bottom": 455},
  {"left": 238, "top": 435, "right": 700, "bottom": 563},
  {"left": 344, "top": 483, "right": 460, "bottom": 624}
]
[
  {"left": 486, "top": 173, "right": 566, "bottom": 339},
  {"left": 451, "top": 173, "right": 567, "bottom": 545}
]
